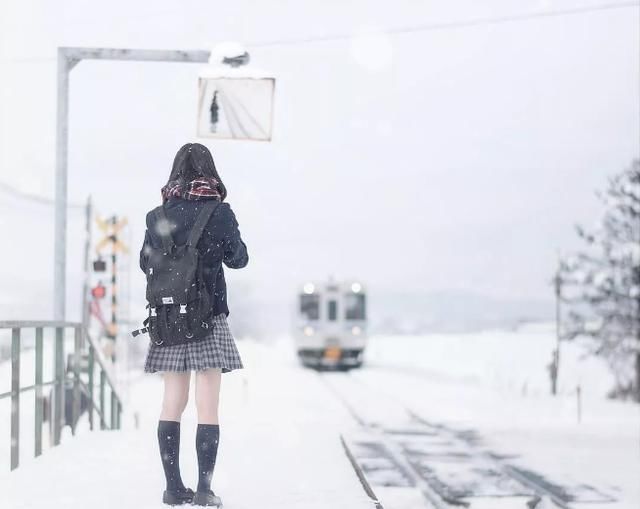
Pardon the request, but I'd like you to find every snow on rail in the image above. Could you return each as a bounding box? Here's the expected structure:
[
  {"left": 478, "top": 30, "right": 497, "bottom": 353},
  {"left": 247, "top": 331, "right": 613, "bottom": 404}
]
[{"left": 320, "top": 371, "right": 619, "bottom": 509}]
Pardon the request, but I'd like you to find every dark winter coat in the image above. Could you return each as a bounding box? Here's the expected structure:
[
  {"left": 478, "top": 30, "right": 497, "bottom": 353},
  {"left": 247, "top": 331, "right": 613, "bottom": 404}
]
[{"left": 139, "top": 196, "right": 248, "bottom": 317}]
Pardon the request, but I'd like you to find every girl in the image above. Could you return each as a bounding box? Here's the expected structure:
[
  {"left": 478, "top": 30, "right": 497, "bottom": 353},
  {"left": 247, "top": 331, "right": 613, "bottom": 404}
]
[{"left": 139, "top": 143, "right": 248, "bottom": 506}]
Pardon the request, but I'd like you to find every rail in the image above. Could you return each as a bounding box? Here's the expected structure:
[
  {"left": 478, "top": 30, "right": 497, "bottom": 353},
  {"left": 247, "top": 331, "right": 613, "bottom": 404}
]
[{"left": 0, "top": 321, "right": 123, "bottom": 471}]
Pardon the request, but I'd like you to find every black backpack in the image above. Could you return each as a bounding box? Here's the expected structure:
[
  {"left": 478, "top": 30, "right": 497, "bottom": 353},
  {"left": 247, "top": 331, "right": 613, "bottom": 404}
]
[{"left": 131, "top": 201, "right": 220, "bottom": 347}]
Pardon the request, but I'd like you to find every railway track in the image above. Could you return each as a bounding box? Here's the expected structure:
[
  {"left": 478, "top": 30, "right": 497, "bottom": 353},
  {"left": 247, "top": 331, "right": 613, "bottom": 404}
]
[{"left": 319, "top": 370, "right": 616, "bottom": 509}]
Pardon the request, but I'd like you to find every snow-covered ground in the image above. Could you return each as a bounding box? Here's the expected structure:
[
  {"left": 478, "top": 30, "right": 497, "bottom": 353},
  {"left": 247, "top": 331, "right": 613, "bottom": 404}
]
[
  {"left": 358, "top": 324, "right": 640, "bottom": 508},
  {"left": 365, "top": 322, "right": 616, "bottom": 399},
  {"left": 1, "top": 324, "right": 639, "bottom": 508},
  {"left": 1, "top": 339, "right": 373, "bottom": 509}
]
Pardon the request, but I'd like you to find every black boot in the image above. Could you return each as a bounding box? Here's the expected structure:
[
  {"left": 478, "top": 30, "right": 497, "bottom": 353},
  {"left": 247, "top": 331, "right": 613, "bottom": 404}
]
[
  {"left": 158, "top": 420, "right": 194, "bottom": 505},
  {"left": 163, "top": 487, "right": 195, "bottom": 506},
  {"left": 193, "top": 489, "right": 222, "bottom": 507},
  {"left": 193, "top": 424, "right": 222, "bottom": 507}
]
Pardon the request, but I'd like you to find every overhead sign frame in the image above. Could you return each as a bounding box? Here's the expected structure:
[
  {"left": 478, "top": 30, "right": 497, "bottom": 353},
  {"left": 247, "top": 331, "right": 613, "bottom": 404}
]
[{"left": 53, "top": 45, "right": 275, "bottom": 320}]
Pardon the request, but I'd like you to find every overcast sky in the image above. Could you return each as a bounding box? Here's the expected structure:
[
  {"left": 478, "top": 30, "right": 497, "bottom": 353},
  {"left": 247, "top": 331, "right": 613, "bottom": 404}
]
[{"left": 1, "top": 0, "right": 638, "bottom": 325}]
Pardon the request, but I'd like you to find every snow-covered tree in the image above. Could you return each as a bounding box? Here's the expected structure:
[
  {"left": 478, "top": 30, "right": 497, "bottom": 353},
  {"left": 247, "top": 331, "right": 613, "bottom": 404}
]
[{"left": 559, "top": 159, "right": 640, "bottom": 401}]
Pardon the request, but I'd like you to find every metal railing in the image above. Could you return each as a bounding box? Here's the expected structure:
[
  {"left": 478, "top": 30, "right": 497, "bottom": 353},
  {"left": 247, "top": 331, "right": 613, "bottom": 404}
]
[{"left": 0, "top": 321, "right": 123, "bottom": 471}]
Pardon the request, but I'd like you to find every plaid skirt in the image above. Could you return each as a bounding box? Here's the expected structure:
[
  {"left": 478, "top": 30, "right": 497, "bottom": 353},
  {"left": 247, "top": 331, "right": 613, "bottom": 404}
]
[{"left": 143, "top": 313, "right": 243, "bottom": 373}]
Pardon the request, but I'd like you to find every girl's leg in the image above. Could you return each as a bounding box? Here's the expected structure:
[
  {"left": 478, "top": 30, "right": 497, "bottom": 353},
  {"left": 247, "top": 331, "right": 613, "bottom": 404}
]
[
  {"left": 160, "top": 371, "right": 191, "bottom": 420},
  {"left": 195, "top": 368, "right": 221, "bottom": 424},
  {"left": 158, "top": 372, "right": 191, "bottom": 495},
  {"left": 194, "top": 369, "right": 222, "bottom": 494}
]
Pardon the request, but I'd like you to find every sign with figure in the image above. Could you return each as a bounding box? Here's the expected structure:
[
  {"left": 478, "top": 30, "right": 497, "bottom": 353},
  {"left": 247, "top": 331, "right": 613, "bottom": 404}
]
[{"left": 197, "top": 72, "right": 275, "bottom": 141}]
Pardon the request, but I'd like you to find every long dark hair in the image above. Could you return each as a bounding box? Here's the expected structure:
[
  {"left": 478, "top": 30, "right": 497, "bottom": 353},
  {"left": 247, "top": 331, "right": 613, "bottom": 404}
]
[{"left": 168, "top": 143, "right": 227, "bottom": 201}]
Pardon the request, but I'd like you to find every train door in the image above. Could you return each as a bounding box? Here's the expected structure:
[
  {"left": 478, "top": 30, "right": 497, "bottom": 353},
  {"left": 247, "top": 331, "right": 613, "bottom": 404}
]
[{"left": 323, "top": 285, "right": 343, "bottom": 356}]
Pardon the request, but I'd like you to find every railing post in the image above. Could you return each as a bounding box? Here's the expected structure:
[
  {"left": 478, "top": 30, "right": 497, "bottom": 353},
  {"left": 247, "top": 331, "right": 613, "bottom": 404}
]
[
  {"left": 72, "top": 326, "right": 81, "bottom": 434},
  {"left": 0, "top": 321, "right": 124, "bottom": 472},
  {"left": 110, "top": 390, "right": 117, "bottom": 429},
  {"left": 11, "top": 328, "right": 21, "bottom": 470},
  {"left": 53, "top": 327, "right": 65, "bottom": 446},
  {"left": 100, "top": 369, "right": 106, "bottom": 430},
  {"left": 88, "top": 344, "right": 95, "bottom": 431},
  {"left": 35, "top": 327, "right": 44, "bottom": 457}
]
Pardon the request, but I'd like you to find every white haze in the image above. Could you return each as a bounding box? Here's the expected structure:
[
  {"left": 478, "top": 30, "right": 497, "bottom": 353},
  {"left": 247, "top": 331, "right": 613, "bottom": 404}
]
[{"left": 0, "top": 0, "right": 638, "bottom": 333}]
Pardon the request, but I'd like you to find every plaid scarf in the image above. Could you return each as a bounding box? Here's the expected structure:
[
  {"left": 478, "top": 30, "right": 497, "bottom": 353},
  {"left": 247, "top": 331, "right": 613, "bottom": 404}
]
[{"left": 161, "top": 177, "right": 222, "bottom": 203}]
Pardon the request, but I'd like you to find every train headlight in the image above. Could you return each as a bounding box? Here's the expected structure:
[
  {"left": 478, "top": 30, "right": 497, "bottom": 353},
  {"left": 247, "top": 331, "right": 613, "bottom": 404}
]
[
  {"left": 303, "top": 326, "right": 314, "bottom": 336},
  {"left": 351, "top": 326, "right": 362, "bottom": 335},
  {"left": 303, "top": 283, "right": 315, "bottom": 294},
  {"left": 351, "top": 282, "right": 362, "bottom": 293}
]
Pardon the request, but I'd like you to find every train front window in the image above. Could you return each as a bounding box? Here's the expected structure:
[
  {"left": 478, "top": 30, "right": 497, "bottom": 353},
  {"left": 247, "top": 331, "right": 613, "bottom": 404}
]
[
  {"left": 328, "top": 300, "right": 338, "bottom": 321},
  {"left": 345, "top": 293, "right": 366, "bottom": 320},
  {"left": 300, "top": 294, "right": 319, "bottom": 320}
]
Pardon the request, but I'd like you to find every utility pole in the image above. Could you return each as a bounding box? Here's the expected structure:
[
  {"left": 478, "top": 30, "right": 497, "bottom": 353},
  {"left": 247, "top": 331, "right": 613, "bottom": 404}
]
[
  {"left": 80, "top": 196, "right": 93, "bottom": 348},
  {"left": 551, "top": 261, "right": 563, "bottom": 396}
]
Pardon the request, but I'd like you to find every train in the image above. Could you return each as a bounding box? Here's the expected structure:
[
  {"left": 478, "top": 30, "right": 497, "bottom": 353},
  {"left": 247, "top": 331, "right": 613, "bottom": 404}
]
[{"left": 293, "top": 279, "right": 367, "bottom": 369}]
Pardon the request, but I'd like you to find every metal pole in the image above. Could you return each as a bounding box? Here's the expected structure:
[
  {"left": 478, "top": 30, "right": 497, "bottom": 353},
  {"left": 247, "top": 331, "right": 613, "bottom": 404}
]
[
  {"left": 110, "top": 390, "right": 117, "bottom": 429},
  {"left": 54, "top": 50, "right": 71, "bottom": 321},
  {"left": 35, "top": 327, "right": 44, "bottom": 457},
  {"left": 109, "top": 216, "right": 118, "bottom": 346},
  {"left": 61, "top": 46, "right": 209, "bottom": 64},
  {"left": 10, "top": 328, "right": 20, "bottom": 470},
  {"left": 88, "top": 344, "right": 94, "bottom": 431},
  {"left": 53, "top": 327, "right": 65, "bottom": 446},
  {"left": 100, "top": 369, "right": 106, "bottom": 430},
  {"left": 80, "top": 195, "right": 92, "bottom": 348},
  {"left": 72, "top": 327, "right": 81, "bottom": 434}
]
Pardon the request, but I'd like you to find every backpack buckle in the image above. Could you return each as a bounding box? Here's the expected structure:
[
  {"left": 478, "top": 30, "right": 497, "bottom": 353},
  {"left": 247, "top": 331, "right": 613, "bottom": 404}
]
[
  {"left": 130, "top": 327, "right": 148, "bottom": 338},
  {"left": 179, "top": 304, "right": 187, "bottom": 314},
  {"left": 150, "top": 307, "right": 157, "bottom": 317}
]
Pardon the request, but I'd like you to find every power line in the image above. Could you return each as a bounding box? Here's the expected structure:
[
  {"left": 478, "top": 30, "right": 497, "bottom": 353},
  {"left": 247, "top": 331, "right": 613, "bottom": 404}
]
[
  {"left": 2, "top": 1, "right": 638, "bottom": 63},
  {"left": 0, "top": 181, "right": 85, "bottom": 208},
  {"left": 248, "top": 1, "right": 640, "bottom": 47}
]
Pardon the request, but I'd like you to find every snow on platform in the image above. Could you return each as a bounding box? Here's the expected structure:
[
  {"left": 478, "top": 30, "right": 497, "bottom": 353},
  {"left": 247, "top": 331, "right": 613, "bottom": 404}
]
[
  {"left": 1, "top": 340, "right": 375, "bottom": 509},
  {"left": 2, "top": 326, "right": 639, "bottom": 509}
]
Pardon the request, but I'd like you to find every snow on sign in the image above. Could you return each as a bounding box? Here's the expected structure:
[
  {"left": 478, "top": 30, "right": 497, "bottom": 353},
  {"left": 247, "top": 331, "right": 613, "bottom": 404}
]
[{"left": 197, "top": 43, "right": 275, "bottom": 141}]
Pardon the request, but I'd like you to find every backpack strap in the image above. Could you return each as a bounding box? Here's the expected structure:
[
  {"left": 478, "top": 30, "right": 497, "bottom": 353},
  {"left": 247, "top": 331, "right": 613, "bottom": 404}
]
[
  {"left": 153, "top": 206, "right": 175, "bottom": 252},
  {"left": 187, "top": 201, "right": 220, "bottom": 248}
]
